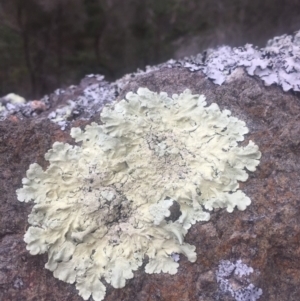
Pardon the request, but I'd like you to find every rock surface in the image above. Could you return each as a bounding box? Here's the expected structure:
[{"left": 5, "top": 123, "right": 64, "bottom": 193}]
[{"left": 1, "top": 32, "right": 300, "bottom": 301}]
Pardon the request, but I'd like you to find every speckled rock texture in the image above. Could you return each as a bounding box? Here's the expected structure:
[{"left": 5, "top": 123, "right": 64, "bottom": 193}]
[{"left": 1, "top": 32, "right": 300, "bottom": 301}]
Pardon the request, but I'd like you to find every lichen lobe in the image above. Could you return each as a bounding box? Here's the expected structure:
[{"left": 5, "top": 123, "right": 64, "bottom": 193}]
[{"left": 17, "top": 88, "right": 261, "bottom": 301}]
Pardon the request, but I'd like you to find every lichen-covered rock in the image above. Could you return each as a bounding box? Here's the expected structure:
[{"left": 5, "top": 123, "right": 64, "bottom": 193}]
[
  {"left": 17, "top": 89, "right": 260, "bottom": 301},
  {"left": 0, "top": 74, "right": 118, "bottom": 129},
  {"left": 2, "top": 31, "right": 300, "bottom": 130},
  {"left": 216, "top": 260, "right": 262, "bottom": 301},
  {"left": 1, "top": 30, "right": 300, "bottom": 301},
  {"left": 137, "top": 30, "right": 300, "bottom": 92}
]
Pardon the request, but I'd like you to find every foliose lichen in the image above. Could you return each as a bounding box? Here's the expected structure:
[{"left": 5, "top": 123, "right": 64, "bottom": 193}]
[
  {"left": 48, "top": 75, "right": 117, "bottom": 130},
  {"left": 17, "top": 88, "right": 261, "bottom": 301},
  {"left": 0, "top": 75, "right": 117, "bottom": 126},
  {"left": 216, "top": 259, "right": 263, "bottom": 301},
  {"left": 137, "top": 30, "right": 300, "bottom": 92},
  {"left": 0, "top": 92, "right": 50, "bottom": 120}
]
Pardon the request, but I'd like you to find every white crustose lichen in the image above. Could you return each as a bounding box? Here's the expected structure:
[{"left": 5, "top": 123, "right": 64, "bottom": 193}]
[{"left": 17, "top": 88, "right": 261, "bottom": 301}]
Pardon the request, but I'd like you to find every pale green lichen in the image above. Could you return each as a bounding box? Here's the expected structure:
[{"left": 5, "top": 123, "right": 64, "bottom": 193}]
[{"left": 17, "top": 88, "right": 261, "bottom": 301}]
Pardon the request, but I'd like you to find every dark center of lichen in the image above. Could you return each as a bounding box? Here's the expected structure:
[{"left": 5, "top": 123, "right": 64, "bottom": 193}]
[{"left": 144, "top": 131, "right": 193, "bottom": 182}]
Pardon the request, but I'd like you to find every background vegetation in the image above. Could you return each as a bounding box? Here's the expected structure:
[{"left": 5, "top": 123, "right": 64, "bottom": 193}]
[{"left": 0, "top": 0, "right": 300, "bottom": 99}]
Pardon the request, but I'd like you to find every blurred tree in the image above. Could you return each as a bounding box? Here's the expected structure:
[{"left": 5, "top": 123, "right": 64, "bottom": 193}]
[{"left": 0, "top": 0, "right": 86, "bottom": 97}]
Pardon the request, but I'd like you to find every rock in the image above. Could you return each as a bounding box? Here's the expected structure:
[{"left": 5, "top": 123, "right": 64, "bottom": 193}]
[{"left": 1, "top": 31, "right": 300, "bottom": 301}]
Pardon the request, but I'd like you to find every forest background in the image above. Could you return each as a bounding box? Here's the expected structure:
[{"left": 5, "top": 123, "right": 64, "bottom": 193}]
[{"left": 1, "top": 0, "right": 300, "bottom": 99}]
